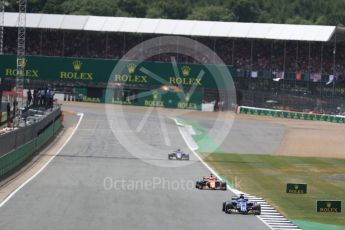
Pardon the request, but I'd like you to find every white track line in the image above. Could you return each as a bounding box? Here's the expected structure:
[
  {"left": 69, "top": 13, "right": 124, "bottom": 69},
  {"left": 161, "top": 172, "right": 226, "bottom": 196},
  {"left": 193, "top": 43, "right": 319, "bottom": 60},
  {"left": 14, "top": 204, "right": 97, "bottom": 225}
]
[
  {"left": 0, "top": 113, "right": 84, "bottom": 208},
  {"left": 158, "top": 112, "right": 171, "bottom": 146}
]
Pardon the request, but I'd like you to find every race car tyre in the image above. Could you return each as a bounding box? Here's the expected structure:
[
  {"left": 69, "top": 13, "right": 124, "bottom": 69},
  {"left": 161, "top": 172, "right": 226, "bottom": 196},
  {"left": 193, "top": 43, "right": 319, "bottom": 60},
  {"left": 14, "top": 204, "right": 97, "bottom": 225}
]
[
  {"left": 225, "top": 208, "right": 232, "bottom": 214},
  {"left": 255, "top": 207, "right": 261, "bottom": 215},
  {"left": 224, "top": 203, "right": 233, "bottom": 214},
  {"left": 206, "top": 182, "right": 210, "bottom": 188},
  {"left": 222, "top": 202, "right": 226, "bottom": 212}
]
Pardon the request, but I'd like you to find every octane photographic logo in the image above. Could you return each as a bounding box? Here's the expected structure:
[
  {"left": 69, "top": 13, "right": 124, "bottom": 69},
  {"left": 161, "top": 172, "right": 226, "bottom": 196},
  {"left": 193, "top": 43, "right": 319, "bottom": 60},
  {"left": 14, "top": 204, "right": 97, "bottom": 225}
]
[
  {"left": 103, "top": 177, "right": 195, "bottom": 191},
  {"left": 105, "top": 36, "right": 236, "bottom": 167}
]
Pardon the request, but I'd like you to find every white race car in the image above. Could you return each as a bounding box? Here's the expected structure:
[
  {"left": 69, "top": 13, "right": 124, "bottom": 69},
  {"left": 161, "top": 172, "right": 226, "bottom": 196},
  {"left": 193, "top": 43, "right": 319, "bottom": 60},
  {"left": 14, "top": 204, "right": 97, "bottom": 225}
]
[{"left": 168, "top": 149, "right": 189, "bottom": 160}]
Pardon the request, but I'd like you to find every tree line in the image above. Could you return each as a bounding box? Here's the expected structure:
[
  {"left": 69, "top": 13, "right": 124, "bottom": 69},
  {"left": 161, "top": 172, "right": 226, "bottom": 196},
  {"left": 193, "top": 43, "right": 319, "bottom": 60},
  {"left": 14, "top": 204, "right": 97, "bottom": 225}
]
[{"left": 5, "top": 0, "right": 345, "bottom": 26}]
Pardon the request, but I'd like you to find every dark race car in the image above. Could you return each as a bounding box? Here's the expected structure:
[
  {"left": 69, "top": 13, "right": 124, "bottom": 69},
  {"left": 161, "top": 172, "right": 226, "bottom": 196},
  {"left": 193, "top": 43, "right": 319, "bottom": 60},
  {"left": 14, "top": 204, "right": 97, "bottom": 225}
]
[
  {"left": 195, "top": 174, "right": 227, "bottom": 190},
  {"left": 222, "top": 194, "right": 261, "bottom": 215},
  {"left": 168, "top": 149, "right": 189, "bottom": 160}
]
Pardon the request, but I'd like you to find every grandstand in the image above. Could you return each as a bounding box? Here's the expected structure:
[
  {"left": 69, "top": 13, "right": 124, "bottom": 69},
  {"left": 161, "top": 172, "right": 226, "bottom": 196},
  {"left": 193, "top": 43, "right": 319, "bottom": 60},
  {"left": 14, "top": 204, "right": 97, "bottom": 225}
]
[{"left": 1, "top": 13, "right": 345, "bottom": 113}]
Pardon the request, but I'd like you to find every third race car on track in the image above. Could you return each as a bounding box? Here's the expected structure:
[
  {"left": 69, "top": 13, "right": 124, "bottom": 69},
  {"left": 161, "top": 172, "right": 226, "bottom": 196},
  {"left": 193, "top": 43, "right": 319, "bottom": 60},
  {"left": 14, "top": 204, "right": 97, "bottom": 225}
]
[
  {"left": 168, "top": 149, "right": 189, "bottom": 160},
  {"left": 195, "top": 174, "right": 227, "bottom": 190}
]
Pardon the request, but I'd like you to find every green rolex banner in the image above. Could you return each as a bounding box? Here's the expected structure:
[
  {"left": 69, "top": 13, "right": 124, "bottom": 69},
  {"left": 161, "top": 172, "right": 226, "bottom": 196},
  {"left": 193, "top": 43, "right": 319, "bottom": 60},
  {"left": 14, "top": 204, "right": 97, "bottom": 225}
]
[
  {"left": 0, "top": 55, "right": 234, "bottom": 90},
  {"left": 286, "top": 183, "right": 307, "bottom": 194},
  {"left": 317, "top": 200, "right": 341, "bottom": 213},
  {"left": 107, "top": 88, "right": 202, "bottom": 110}
]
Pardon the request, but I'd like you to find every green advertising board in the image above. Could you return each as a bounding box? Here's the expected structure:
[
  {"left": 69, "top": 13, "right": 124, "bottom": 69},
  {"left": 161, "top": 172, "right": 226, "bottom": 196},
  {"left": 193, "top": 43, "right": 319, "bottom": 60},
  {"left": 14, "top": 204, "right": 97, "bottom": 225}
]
[
  {"left": 286, "top": 183, "right": 307, "bottom": 194},
  {"left": 107, "top": 88, "right": 203, "bottom": 110},
  {"left": 0, "top": 55, "right": 233, "bottom": 110},
  {"left": 316, "top": 200, "right": 341, "bottom": 213},
  {"left": 73, "top": 87, "right": 203, "bottom": 110},
  {"left": 239, "top": 106, "right": 345, "bottom": 124},
  {"left": 0, "top": 55, "right": 233, "bottom": 90}
]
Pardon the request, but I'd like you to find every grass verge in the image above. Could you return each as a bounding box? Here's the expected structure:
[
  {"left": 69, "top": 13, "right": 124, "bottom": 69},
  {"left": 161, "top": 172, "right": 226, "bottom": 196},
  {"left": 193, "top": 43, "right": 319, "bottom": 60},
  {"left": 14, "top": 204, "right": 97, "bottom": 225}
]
[{"left": 204, "top": 153, "right": 345, "bottom": 227}]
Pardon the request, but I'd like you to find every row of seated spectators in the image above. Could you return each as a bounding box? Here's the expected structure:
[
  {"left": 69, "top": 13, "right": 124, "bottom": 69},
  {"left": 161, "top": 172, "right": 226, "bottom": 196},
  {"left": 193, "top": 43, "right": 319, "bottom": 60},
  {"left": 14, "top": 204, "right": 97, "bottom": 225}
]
[{"left": 3, "top": 27, "right": 345, "bottom": 76}]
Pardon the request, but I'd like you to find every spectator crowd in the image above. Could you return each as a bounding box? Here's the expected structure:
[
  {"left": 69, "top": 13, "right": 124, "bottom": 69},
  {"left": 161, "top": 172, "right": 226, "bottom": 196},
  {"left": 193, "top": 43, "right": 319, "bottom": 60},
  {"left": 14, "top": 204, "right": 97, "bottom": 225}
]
[
  {"left": 2, "top": 27, "right": 345, "bottom": 113},
  {"left": 3, "top": 27, "right": 345, "bottom": 78}
]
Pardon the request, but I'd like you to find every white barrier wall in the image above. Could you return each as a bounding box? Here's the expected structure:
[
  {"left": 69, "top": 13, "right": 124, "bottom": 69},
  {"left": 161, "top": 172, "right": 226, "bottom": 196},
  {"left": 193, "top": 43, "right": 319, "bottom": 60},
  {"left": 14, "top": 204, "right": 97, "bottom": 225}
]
[{"left": 201, "top": 103, "right": 214, "bottom": 112}]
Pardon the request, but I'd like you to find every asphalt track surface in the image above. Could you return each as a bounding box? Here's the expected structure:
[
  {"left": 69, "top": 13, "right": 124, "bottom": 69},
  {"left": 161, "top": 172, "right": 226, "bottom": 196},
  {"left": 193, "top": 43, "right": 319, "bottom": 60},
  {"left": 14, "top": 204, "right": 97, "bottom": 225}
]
[{"left": 0, "top": 105, "right": 269, "bottom": 230}]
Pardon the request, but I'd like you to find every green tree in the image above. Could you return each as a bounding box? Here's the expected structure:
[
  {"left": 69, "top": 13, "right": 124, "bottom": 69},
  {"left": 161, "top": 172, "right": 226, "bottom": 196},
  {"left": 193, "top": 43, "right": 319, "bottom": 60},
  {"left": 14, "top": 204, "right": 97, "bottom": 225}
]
[
  {"left": 60, "top": 0, "right": 117, "bottom": 16},
  {"left": 5, "top": 0, "right": 345, "bottom": 26},
  {"left": 286, "top": 16, "right": 313, "bottom": 25},
  {"left": 327, "top": 13, "right": 345, "bottom": 27},
  {"left": 146, "top": 0, "right": 191, "bottom": 19},
  {"left": 187, "top": 5, "right": 235, "bottom": 21},
  {"left": 27, "top": 0, "right": 48, "bottom": 13},
  {"left": 229, "top": 0, "right": 260, "bottom": 22},
  {"left": 117, "top": 0, "right": 147, "bottom": 17},
  {"left": 42, "top": 0, "right": 65, "bottom": 14}
]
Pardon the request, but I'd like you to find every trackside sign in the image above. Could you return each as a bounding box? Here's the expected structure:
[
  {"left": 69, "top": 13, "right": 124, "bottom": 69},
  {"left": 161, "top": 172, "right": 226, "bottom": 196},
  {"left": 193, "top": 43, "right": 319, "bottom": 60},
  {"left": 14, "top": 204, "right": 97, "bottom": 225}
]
[
  {"left": 316, "top": 200, "right": 341, "bottom": 213},
  {"left": 286, "top": 183, "right": 307, "bottom": 194}
]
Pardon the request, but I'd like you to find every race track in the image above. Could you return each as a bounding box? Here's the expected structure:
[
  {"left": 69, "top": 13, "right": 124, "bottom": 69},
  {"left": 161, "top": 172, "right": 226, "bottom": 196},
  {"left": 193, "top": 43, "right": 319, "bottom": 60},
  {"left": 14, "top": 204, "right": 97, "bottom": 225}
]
[{"left": 0, "top": 105, "right": 269, "bottom": 230}]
